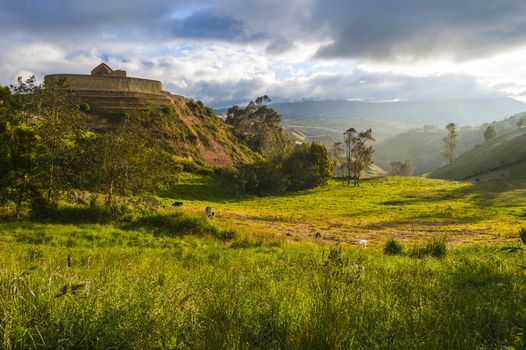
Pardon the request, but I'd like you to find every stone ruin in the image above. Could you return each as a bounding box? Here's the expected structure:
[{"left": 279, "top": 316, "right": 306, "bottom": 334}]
[{"left": 44, "top": 63, "right": 180, "bottom": 116}]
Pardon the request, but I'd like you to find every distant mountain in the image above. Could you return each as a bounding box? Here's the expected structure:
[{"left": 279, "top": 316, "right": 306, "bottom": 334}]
[
  {"left": 272, "top": 98, "right": 526, "bottom": 126},
  {"left": 374, "top": 114, "right": 525, "bottom": 175},
  {"left": 266, "top": 97, "right": 526, "bottom": 144},
  {"left": 430, "top": 126, "right": 526, "bottom": 180}
]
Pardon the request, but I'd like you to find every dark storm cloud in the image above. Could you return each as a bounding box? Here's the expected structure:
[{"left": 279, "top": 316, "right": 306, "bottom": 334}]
[
  {"left": 0, "top": 0, "right": 173, "bottom": 38},
  {"left": 3, "top": 0, "right": 526, "bottom": 61},
  {"left": 312, "top": 0, "right": 526, "bottom": 61},
  {"left": 171, "top": 11, "right": 265, "bottom": 42}
]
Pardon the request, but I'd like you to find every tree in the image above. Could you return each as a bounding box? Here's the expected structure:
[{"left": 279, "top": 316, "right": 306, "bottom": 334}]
[
  {"left": 10, "top": 76, "right": 83, "bottom": 204},
  {"left": 0, "top": 86, "right": 41, "bottom": 218},
  {"left": 233, "top": 142, "right": 332, "bottom": 195},
  {"left": 343, "top": 128, "right": 357, "bottom": 183},
  {"left": 517, "top": 117, "right": 526, "bottom": 129},
  {"left": 284, "top": 142, "right": 333, "bottom": 191},
  {"left": 390, "top": 160, "right": 413, "bottom": 176},
  {"left": 329, "top": 142, "right": 345, "bottom": 181},
  {"left": 343, "top": 128, "right": 375, "bottom": 186},
  {"left": 225, "top": 96, "right": 290, "bottom": 158},
  {"left": 442, "top": 122, "right": 457, "bottom": 164},
  {"left": 484, "top": 125, "right": 496, "bottom": 142},
  {"left": 80, "top": 116, "right": 175, "bottom": 205}
]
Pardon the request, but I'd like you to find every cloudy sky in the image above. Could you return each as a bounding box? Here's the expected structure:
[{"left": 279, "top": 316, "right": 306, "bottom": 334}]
[{"left": 1, "top": 0, "right": 526, "bottom": 106}]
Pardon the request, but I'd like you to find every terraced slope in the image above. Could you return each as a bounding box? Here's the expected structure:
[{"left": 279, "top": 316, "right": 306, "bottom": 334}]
[{"left": 83, "top": 92, "right": 255, "bottom": 168}]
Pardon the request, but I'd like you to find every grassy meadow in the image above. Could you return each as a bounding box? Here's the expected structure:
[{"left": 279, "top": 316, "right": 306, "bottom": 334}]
[
  {"left": 1, "top": 175, "right": 526, "bottom": 349},
  {"left": 166, "top": 174, "right": 526, "bottom": 245}
]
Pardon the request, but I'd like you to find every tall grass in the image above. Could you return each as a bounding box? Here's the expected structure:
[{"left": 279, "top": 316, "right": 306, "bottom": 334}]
[{"left": 0, "top": 237, "right": 524, "bottom": 349}]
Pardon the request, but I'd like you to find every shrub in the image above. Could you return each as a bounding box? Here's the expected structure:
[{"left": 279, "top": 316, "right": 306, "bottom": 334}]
[
  {"left": 216, "top": 229, "right": 238, "bottom": 241},
  {"left": 520, "top": 227, "right": 526, "bottom": 246},
  {"left": 162, "top": 105, "right": 174, "bottom": 114},
  {"left": 410, "top": 240, "right": 447, "bottom": 259},
  {"left": 80, "top": 102, "right": 91, "bottom": 112},
  {"left": 233, "top": 142, "right": 333, "bottom": 195},
  {"left": 383, "top": 239, "right": 403, "bottom": 255}
]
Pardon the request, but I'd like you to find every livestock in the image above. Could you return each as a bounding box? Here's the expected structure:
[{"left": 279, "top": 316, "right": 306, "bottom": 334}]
[{"left": 205, "top": 206, "right": 215, "bottom": 218}]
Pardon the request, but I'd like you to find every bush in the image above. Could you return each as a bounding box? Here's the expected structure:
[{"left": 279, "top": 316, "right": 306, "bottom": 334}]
[
  {"left": 162, "top": 105, "right": 174, "bottom": 114},
  {"left": 80, "top": 103, "right": 91, "bottom": 112},
  {"left": 234, "top": 142, "right": 333, "bottom": 195},
  {"left": 383, "top": 239, "right": 403, "bottom": 255},
  {"left": 520, "top": 227, "right": 526, "bottom": 246},
  {"left": 410, "top": 240, "right": 447, "bottom": 259},
  {"left": 216, "top": 229, "right": 238, "bottom": 241}
]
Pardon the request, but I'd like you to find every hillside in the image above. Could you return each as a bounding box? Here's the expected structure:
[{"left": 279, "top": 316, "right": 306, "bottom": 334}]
[
  {"left": 430, "top": 127, "right": 526, "bottom": 180},
  {"left": 374, "top": 114, "right": 525, "bottom": 175},
  {"left": 46, "top": 64, "right": 255, "bottom": 168},
  {"left": 266, "top": 98, "right": 526, "bottom": 144},
  {"left": 88, "top": 96, "right": 255, "bottom": 168}
]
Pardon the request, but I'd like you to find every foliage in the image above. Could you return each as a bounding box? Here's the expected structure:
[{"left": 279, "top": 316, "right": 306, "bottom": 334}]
[
  {"left": 226, "top": 96, "right": 291, "bottom": 158},
  {"left": 0, "top": 78, "right": 183, "bottom": 216},
  {"left": 520, "top": 227, "right": 526, "bottom": 246},
  {"left": 74, "top": 116, "right": 179, "bottom": 204},
  {"left": 390, "top": 160, "right": 414, "bottom": 176},
  {"left": 329, "top": 141, "right": 345, "bottom": 178},
  {"left": 283, "top": 142, "right": 333, "bottom": 191},
  {"left": 410, "top": 240, "right": 447, "bottom": 258},
  {"left": 484, "top": 125, "right": 497, "bottom": 141},
  {"left": 79, "top": 102, "right": 91, "bottom": 112},
  {"left": 0, "top": 85, "right": 41, "bottom": 217},
  {"left": 442, "top": 122, "right": 458, "bottom": 163},
  {"left": 343, "top": 128, "right": 375, "bottom": 186},
  {"left": 383, "top": 239, "right": 404, "bottom": 255},
  {"left": 233, "top": 142, "right": 333, "bottom": 195},
  {"left": 517, "top": 116, "right": 526, "bottom": 129}
]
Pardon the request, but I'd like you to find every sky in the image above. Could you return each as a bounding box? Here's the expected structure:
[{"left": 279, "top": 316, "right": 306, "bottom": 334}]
[{"left": 1, "top": 0, "right": 526, "bottom": 106}]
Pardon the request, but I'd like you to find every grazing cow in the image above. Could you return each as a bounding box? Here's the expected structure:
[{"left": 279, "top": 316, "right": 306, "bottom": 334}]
[
  {"left": 205, "top": 206, "right": 215, "bottom": 218},
  {"left": 358, "top": 239, "right": 368, "bottom": 248},
  {"left": 172, "top": 201, "right": 183, "bottom": 207}
]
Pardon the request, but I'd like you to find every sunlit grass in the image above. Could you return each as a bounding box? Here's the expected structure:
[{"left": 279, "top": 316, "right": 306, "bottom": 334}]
[
  {"left": 1, "top": 236, "right": 524, "bottom": 349},
  {"left": 167, "top": 176, "right": 526, "bottom": 245},
  {"left": 1, "top": 175, "right": 526, "bottom": 348}
]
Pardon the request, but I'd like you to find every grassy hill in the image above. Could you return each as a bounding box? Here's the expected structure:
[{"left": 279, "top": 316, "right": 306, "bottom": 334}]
[
  {"left": 374, "top": 114, "right": 526, "bottom": 175},
  {"left": 268, "top": 98, "right": 526, "bottom": 145},
  {"left": 430, "top": 126, "right": 526, "bottom": 180},
  {"left": 88, "top": 97, "right": 255, "bottom": 168}
]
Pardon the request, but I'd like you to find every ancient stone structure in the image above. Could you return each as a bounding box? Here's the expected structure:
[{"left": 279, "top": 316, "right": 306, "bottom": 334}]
[{"left": 44, "top": 63, "right": 177, "bottom": 116}]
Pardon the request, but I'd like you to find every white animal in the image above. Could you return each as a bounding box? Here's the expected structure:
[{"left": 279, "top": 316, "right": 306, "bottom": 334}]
[{"left": 358, "top": 239, "right": 368, "bottom": 248}]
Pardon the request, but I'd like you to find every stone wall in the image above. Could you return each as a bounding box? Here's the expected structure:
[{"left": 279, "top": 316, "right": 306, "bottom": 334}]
[{"left": 45, "top": 74, "right": 163, "bottom": 95}]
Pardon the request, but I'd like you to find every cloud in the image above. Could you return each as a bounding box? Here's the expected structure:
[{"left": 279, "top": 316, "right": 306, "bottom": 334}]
[
  {"left": 1, "top": 0, "right": 526, "bottom": 105},
  {"left": 171, "top": 11, "right": 265, "bottom": 42},
  {"left": 3, "top": 0, "right": 526, "bottom": 63},
  {"left": 313, "top": 0, "right": 526, "bottom": 62}
]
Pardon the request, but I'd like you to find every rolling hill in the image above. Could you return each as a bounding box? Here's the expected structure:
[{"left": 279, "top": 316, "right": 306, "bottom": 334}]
[
  {"left": 374, "top": 114, "right": 525, "bottom": 175},
  {"left": 268, "top": 97, "right": 526, "bottom": 144},
  {"left": 430, "top": 126, "right": 526, "bottom": 180}
]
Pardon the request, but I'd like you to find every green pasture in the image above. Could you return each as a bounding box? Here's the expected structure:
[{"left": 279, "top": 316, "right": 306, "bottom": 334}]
[
  {"left": 166, "top": 175, "right": 526, "bottom": 245},
  {"left": 1, "top": 175, "right": 526, "bottom": 348}
]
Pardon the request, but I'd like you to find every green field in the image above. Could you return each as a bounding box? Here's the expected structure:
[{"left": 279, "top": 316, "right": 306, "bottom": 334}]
[
  {"left": 1, "top": 176, "right": 526, "bottom": 349},
  {"left": 166, "top": 174, "right": 526, "bottom": 245}
]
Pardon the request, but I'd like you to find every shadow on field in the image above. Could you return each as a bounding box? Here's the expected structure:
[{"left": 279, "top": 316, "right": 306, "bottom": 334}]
[{"left": 29, "top": 206, "right": 231, "bottom": 239}]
